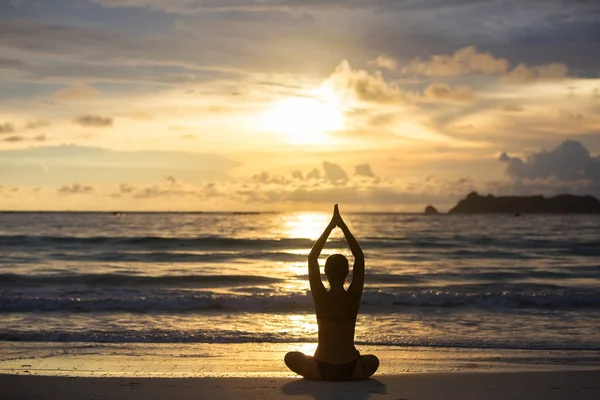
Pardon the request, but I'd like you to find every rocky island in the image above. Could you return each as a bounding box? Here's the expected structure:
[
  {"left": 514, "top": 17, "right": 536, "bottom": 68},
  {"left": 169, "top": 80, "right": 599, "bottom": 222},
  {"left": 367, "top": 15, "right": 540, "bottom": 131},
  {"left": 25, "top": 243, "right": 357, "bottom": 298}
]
[
  {"left": 424, "top": 205, "right": 440, "bottom": 215},
  {"left": 449, "top": 192, "right": 600, "bottom": 214}
]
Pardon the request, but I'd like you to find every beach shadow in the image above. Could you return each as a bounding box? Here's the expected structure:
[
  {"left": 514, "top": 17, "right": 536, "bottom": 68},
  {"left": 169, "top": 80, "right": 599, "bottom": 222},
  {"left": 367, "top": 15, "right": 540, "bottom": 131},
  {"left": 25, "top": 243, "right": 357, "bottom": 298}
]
[{"left": 280, "top": 378, "right": 388, "bottom": 400}]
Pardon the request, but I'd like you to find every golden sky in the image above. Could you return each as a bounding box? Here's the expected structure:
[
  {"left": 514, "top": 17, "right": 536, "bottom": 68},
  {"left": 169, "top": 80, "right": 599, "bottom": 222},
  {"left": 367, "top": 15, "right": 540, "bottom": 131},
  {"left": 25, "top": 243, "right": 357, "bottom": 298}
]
[{"left": 1, "top": 1, "right": 600, "bottom": 211}]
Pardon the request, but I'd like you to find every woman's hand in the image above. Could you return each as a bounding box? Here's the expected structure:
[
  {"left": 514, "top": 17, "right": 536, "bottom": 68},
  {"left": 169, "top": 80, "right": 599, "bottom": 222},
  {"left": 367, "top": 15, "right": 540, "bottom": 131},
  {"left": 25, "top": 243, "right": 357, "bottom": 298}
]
[{"left": 332, "top": 204, "right": 343, "bottom": 227}]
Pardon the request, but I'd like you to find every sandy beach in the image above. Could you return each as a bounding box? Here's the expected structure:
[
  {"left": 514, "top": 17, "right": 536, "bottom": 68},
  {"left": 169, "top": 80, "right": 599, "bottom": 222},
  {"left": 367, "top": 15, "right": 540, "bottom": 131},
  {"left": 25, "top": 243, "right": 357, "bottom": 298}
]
[
  {"left": 3, "top": 370, "right": 600, "bottom": 400},
  {"left": 2, "top": 343, "right": 600, "bottom": 399}
]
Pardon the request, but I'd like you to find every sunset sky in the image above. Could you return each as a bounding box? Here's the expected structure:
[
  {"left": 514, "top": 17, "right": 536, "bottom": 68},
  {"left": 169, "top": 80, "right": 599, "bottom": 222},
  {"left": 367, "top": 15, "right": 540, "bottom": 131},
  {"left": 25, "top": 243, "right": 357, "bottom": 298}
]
[{"left": 1, "top": 0, "right": 599, "bottom": 211}]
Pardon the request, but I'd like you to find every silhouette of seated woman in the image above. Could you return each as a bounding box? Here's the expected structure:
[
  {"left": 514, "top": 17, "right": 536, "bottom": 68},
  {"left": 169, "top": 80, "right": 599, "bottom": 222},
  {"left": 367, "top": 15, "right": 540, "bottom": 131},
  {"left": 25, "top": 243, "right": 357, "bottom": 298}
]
[{"left": 285, "top": 204, "right": 379, "bottom": 381}]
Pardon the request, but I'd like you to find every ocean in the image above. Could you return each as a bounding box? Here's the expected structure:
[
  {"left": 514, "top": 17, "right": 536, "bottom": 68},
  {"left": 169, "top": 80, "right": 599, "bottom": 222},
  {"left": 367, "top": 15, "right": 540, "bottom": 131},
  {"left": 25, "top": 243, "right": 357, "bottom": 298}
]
[{"left": 1, "top": 211, "right": 599, "bottom": 353}]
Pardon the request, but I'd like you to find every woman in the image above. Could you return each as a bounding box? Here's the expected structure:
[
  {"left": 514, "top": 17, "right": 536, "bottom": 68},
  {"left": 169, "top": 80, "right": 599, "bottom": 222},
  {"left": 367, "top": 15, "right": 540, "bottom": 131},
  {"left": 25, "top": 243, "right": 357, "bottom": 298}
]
[{"left": 284, "top": 204, "right": 379, "bottom": 380}]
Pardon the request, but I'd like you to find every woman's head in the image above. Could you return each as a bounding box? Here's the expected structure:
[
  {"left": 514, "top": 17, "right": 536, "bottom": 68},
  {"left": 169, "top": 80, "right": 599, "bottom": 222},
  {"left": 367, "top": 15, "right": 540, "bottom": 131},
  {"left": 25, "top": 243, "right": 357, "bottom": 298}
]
[{"left": 324, "top": 254, "right": 349, "bottom": 286}]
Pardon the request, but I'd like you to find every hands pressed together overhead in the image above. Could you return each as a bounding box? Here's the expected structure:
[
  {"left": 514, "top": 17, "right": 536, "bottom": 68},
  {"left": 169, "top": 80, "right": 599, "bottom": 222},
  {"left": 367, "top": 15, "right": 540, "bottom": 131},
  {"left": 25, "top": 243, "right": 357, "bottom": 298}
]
[{"left": 330, "top": 204, "right": 346, "bottom": 228}]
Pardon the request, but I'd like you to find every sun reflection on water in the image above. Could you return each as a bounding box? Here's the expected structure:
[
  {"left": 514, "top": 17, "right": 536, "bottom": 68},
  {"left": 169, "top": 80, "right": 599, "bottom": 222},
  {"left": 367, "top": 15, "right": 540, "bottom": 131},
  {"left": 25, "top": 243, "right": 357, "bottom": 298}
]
[{"left": 283, "top": 212, "right": 330, "bottom": 240}]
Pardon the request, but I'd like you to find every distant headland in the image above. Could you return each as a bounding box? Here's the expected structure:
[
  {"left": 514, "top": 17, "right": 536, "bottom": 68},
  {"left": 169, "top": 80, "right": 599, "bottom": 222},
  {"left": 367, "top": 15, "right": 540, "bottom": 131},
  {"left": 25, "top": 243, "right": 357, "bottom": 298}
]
[{"left": 447, "top": 192, "right": 600, "bottom": 214}]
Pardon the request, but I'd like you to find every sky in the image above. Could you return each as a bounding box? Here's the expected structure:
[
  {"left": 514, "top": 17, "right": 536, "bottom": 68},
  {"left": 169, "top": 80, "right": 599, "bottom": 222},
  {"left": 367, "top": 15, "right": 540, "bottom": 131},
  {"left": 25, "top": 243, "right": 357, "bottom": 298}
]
[{"left": 1, "top": 0, "right": 600, "bottom": 211}]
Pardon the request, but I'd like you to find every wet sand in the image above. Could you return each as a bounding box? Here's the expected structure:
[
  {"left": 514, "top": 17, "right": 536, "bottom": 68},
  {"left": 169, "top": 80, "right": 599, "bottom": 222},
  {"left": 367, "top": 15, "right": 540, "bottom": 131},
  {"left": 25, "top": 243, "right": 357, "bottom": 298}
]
[{"left": 3, "top": 370, "right": 600, "bottom": 400}]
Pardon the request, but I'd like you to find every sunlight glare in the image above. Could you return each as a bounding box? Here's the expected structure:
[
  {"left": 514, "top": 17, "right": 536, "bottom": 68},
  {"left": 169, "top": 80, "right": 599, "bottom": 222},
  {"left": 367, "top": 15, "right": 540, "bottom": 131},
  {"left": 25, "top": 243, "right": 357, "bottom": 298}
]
[
  {"left": 283, "top": 212, "right": 330, "bottom": 240},
  {"left": 261, "top": 96, "right": 344, "bottom": 144}
]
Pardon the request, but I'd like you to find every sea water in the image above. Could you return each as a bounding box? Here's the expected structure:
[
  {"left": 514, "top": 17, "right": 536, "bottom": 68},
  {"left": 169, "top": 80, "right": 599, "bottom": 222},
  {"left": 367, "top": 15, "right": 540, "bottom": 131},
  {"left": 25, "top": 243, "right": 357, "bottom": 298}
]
[{"left": 1, "top": 212, "right": 599, "bottom": 352}]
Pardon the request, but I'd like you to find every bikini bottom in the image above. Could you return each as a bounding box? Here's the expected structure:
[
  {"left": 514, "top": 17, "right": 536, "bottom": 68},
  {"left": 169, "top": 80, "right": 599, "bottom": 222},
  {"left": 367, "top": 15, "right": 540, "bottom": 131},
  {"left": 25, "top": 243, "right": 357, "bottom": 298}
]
[{"left": 314, "top": 354, "right": 359, "bottom": 381}]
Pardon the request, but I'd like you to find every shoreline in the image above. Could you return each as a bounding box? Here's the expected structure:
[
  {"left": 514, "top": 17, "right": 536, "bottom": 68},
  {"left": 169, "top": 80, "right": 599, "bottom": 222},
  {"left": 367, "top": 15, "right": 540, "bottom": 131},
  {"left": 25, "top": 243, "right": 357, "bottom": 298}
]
[{"left": 2, "top": 342, "right": 600, "bottom": 378}]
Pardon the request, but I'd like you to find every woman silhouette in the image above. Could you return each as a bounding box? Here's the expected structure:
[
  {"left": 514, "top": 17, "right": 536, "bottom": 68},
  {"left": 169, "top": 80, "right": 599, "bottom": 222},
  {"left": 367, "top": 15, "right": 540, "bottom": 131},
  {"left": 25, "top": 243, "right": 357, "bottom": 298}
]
[{"left": 284, "top": 204, "right": 379, "bottom": 380}]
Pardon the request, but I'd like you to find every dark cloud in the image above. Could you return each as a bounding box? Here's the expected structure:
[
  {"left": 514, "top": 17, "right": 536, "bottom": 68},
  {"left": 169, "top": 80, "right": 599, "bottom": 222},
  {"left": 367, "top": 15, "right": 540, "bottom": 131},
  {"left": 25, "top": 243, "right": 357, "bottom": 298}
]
[
  {"left": 0, "top": 123, "right": 15, "bottom": 134},
  {"left": 119, "top": 183, "right": 136, "bottom": 194},
  {"left": 323, "top": 161, "right": 348, "bottom": 182},
  {"left": 4, "top": 0, "right": 599, "bottom": 85},
  {"left": 290, "top": 170, "right": 303, "bottom": 180},
  {"left": 3, "top": 135, "right": 24, "bottom": 143},
  {"left": 0, "top": 19, "right": 242, "bottom": 85},
  {"left": 73, "top": 115, "right": 113, "bottom": 127},
  {"left": 355, "top": 164, "right": 375, "bottom": 178},
  {"left": 499, "top": 140, "right": 600, "bottom": 196},
  {"left": 423, "top": 82, "right": 475, "bottom": 102},
  {"left": 306, "top": 168, "right": 320, "bottom": 180},
  {"left": 2, "top": 134, "right": 47, "bottom": 143},
  {"left": 0, "top": 57, "right": 27, "bottom": 70},
  {"left": 0, "top": 19, "right": 140, "bottom": 58},
  {"left": 59, "top": 183, "right": 96, "bottom": 195},
  {"left": 0, "top": 123, "right": 47, "bottom": 141},
  {"left": 252, "top": 171, "right": 288, "bottom": 184}
]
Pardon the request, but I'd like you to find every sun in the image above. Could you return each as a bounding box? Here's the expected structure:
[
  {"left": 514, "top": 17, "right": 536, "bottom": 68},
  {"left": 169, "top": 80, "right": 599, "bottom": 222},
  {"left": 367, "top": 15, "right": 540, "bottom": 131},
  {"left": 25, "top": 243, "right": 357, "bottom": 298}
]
[{"left": 261, "top": 96, "right": 344, "bottom": 144}]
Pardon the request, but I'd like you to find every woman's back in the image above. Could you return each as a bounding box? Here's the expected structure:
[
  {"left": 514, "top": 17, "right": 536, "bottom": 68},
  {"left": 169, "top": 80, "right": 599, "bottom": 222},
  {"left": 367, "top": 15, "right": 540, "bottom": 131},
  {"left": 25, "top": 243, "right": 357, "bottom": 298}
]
[{"left": 314, "top": 287, "right": 361, "bottom": 364}]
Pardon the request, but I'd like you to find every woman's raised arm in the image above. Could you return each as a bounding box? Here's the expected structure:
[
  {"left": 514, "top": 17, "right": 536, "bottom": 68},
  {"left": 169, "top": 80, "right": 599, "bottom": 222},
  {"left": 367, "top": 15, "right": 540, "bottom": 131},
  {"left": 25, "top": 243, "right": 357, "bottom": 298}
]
[
  {"left": 336, "top": 206, "right": 364, "bottom": 295},
  {"left": 308, "top": 208, "right": 337, "bottom": 296}
]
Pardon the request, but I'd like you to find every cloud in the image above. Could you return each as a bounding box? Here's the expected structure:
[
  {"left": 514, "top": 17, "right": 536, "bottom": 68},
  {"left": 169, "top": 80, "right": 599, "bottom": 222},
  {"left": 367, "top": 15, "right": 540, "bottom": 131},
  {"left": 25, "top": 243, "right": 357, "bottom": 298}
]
[
  {"left": 402, "top": 46, "right": 570, "bottom": 83},
  {"left": 133, "top": 176, "right": 201, "bottom": 198},
  {"left": 499, "top": 140, "right": 600, "bottom": 195},
  {"left": 325, "top": 60, "right": 406, "bottom": 103},
  {"left": 403, "top": 46, "right": 509, "bottom": 76},
  {"left": 290, "top": 170, "right": 303, "bottom": 180},
  {"left": 111, "top": 176, "right": 203, "bottom": 199},
  {"left": 59, "top": 183, "right": 96, "bottom": 195},
  {"left": 2, "top": 134, "right": 47, "bottom": 143},
  {"left": 25, "top": 120, "right": 51, "bottom": 130},
  {"left": 503, "top": 104, "right": 524, "bottom": 112},
  {"left": 306, "top": 168, "right": 320, "bottom": 180},
  {"left": 423, "top": 83, "right": 475, "bottom": 102},
  {"left": 119, "top": 183, "right": 136, "bottom": 194},
  {"left": 506, "top": 63, "right": 569, "bottom": 83},
  {"left": 107, "top": 168, "right": 455, "bottom": 210},
  {"left": 0, "top": 19, "right": 238, "bottom": 85},
  {"left": 0, "top": 185, "right": 21, "bottom": 201},
  {"left": 0, "top": 123, "right": 16, "bottom": 134},
  {"left": 355, "top": 164, "right": 375, "bottom": 178},
  {"left": 0, "top": 57, "right": 27, "bottom": 70},
  {"left": 3, "top": 135, "right": 24, "bottom": 143},
  {"left": 73, "top": 115, "right": 113, "bottom": 127},
  {"left": 323, "top": 161, "right": 349, "bottom": 182},
  {"left": 54, "top": 83, "right": 100, "bottom": 101},
  {"left": 370, "top": 55, "right": 398, "bottom": 71}
]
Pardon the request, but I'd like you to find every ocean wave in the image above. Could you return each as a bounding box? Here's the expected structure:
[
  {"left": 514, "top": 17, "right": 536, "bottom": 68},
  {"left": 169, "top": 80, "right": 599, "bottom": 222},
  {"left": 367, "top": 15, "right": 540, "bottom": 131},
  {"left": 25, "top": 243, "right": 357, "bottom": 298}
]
[
  {"left": 0, "top": 273, "right": 282, "bottom": 287},
  {"left": 0, "top": 234, "right": 319, "bottom": 250},
  {"left": 4, "top": 234, "right": 600, "bottom": 261},
  {"left": 45, "top": 251, "right": 307, "bottom": 263},
  {"left": 2, "top": 288, "right": 599, "bottom": 313},
  {"left": 3, "top": 269, "right": 597, "bottom": 289},
  {"left": 1, "top": 328, "right": 599, "bottom": 350}
]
